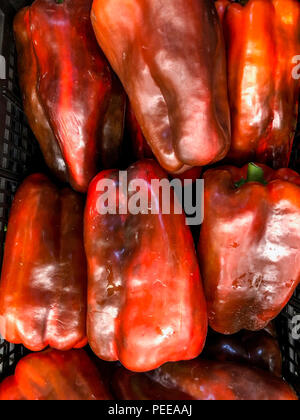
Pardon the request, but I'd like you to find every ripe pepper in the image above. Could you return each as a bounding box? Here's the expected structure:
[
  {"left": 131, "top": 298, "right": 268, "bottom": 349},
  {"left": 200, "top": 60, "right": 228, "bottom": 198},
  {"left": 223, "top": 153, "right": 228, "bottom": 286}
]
[
  {"left": 113, "top": 359, "right": 297, "bottom": 400},
  {"left": 84, "top": 160, "right": 208, "bottom": 372},
  {"left": 203, "top": 329, "right": 282, "bottom": 377},
  {"left": 14, "top": 0, "right": 126, "bottom": 193},
  {"left": 0, "top": 174, "right": 87, "bottom": 351},
  {"left": 0, "top": 349, "right": 112, "bottom": 400},
  {"left": 198, "top": 163, "right": 300, "bottom": 334},
  {"left": 216, "top": 0, "right": 300, "bottom": 169},
  {"left": 91, "top": 0, "right": 231, "bottom": 174}
]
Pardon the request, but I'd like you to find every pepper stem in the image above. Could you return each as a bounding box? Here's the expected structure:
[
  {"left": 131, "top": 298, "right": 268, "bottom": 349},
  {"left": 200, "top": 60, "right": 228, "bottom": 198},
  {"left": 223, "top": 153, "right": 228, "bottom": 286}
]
[
  {"left": 56, "top": 0, "right": 64, "bottom": 4},
  {"left": 235, "top": 163, "right": 267, "bottom": 188},
  {"left": 246, "top": 163, "right": 266, "bottom": 184}
]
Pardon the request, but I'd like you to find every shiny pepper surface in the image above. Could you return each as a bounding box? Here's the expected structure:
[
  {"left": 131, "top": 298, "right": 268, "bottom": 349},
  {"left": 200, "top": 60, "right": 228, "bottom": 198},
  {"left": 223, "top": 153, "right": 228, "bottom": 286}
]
[
  {"left": 84, "top": 160, "right": 208, "bottom": 372},
  {"left": 198, "top": 163, "right": 300, "bottom": 334},
  {"left": 91, "top": 0, "right": 231, "bottom": 174},
  {"left": 0, "top": 174, "right": 87, "bottom": 351},
  {"left": 0, "top": 349, "right": 112, "bottom": 400},
  {"left": 14, "top": 0, "right": 126, "bottom": 192},
  {"left": 216, "top": 0, "right": 300, "bottom": 169},
  {"left": 203, "top": 329, "right": 282, "bottom": 377},
  {"left": 113, "top": 359, "right": 297, "bottom": 400}
]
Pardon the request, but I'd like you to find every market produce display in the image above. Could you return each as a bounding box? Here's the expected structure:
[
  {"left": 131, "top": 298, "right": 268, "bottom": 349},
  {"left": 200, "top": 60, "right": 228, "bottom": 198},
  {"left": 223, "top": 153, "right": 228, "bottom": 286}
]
[
  {"left": 0, "top": 349, "right": 111, "bottom": 400},
  {"left": 0, "top": 0, "right": 299, "bottom": 401},
  {"left": 0, "top": 174, "right": 87, "bottom": 351}
]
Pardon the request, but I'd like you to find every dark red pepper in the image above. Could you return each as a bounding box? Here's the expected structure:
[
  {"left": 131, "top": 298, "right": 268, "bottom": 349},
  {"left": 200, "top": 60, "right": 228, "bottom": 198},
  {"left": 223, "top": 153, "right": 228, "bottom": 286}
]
[
  {"left": 198, "top": 163, "right": 300, "bottom": 334},
  {"left": 0, "top": 349, "right": 112, "bottom": 400},
  {"left": 84, "top": 160, "right": 208, "bottom": 372},
  {"left": 91, "top": 0, "right": 231, "bottom": 173},
  {"left": 113, "top": 359, "right": 297, "bottom": 400},
  {"left": 0, "top": 174, "right": 87, "bottom": 351},
  {"left": 14, "top": 0, "right": 126, "bottom": 192},
  {"left": 203, "top": 329, "right": 282, "bottom": 377}
]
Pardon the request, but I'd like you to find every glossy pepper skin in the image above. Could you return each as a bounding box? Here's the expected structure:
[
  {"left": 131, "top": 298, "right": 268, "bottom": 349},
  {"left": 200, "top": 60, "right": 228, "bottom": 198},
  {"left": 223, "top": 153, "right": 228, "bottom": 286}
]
[
  {"left": 0, "top": 174, "right": 87, "bottom": 351},
  {"left": 216, "top": 0, "right": 300, "bottom": 169},
  {"left": 14, "top": 0, "right": 126, "bottom": 192},
  {"left": 113, "top": 359, "right": 297, "bottom": 401},
  {"left": 91, "top": 0, "right": 231, "bottom": 174},
  {"left": 0, "top": 349, "right": 112, "bottom": 400},
  {"left": 203, "top": 329, "right": 282, "bottom": 377},
  {"left": 84, "top": 160, "right": 208, "bottom": 372},
  {"left": 198, "top": 163, "right": 300, "bottom": 334}
]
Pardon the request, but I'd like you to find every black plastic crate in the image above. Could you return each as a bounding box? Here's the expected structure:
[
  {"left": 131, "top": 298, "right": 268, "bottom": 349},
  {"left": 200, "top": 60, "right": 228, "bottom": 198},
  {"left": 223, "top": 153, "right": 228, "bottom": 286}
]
[
  {"left": 0, "top": 0, "right": 41, "bottom": 378},
  {"left": 0, "top": 0, "right": 299, "bottom": 397}
]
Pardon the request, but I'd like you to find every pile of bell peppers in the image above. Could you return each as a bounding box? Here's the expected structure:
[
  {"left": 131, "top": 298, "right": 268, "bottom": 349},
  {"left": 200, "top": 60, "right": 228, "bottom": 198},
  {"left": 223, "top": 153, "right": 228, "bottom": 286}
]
[{"left": 0, "top": 0, "right": 299, "bottom": 401}]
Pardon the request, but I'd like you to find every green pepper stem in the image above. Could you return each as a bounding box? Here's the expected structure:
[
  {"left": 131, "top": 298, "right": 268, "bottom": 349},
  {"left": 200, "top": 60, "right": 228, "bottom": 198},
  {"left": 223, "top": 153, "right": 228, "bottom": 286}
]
[
  {"left": 235, "top": 163, "right": 267, "bottom": 188},
  {"left": 246, "top": 163, "right": 266, "bottom": 184}
]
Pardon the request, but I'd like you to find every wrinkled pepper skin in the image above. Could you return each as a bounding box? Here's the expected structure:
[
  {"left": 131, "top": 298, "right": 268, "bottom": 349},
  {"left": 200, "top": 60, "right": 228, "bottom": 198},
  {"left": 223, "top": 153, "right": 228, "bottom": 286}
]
[
  {"left": 91, "top": 0, "right": 231, "bottom": 174},
  {"left": 216, "top": 0, "right": 300, "bottom": 169},
  {"left": 198, "top": 164, "right": 300, "bottom": 334},
  {"left": 203, "top": 330, "right": 282, "bottom": 377},
  {"left": 0, "top": 174, "right": 87, "bottom": 351},
  {"left": 14, "top": 0, "right": 126, "bottom": 192},
  {"left": 0, "top": 349, "right": 112, "bottom": 400},
  {"left": 126, "top": 103, "right": 202, "bottom": 183},
  {"left": 85, "top": 160, "right": 208, "bottom": 372},
  {"left": 113, "top": 359, "right": 297, "bottom": 401}
]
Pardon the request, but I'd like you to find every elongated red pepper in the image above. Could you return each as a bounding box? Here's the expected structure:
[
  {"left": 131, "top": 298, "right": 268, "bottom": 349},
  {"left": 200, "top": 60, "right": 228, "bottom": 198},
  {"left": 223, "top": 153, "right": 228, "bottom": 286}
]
[
  {"left": 113, "top": 359, "right": 297, "bottom": 400},
  {"left": 84, "top": 160, "right": 208, "bottom": 372},
  {"left": 0, "top": 174, "right": 87, "bottom": 351},
  {"left": 13, "top": 8, "right": 67, "bottom": 182},
  {"left": 216, "top": 0, "right": 300, "bottom": 169},
  {"left": 203, "top": 329, "right": 282, "bottom": 376},
  {"left": 0, "top": 349, "right": 112, "bottom": 400},
  {"left": 198, "top": 163, "right": 300, "bottom": 334},
  {"left": 91, "top": 0, "right": 231, "bottom": 174},
  {"left": 14, "top": 0, "right": 126, "bottom": 192}
]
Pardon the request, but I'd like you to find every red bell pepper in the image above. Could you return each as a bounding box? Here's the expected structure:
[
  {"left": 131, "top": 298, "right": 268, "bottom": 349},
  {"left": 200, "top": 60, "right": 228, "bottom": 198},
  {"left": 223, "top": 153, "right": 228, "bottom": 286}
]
[
  {"left": 84, "top": 160, "right": 208, "bottom": 372},
  {"left": 13, "top": 7, "right": 67, "bottom": 182},
  {"left": 216, "top": 0, "right": 300, "bottom": 169},
  {"left": 0, "top": 349, "right": 112, "bottom": 400},
  {"left": 113, "top": 359, "right": 297, "bottom": 400},
  {"left": 203, "top": 329, "right": 282, "bottom": 377},
  {"left": 198, "top": 163, "right": 300, "bottom": 334},
  {"left": 0, "top": 174, "right": 87, "bottom": 351},
  {"left": 91, "top": 0, "right": 231, "bottom": 174},
  {"left": 14, "top": 0, "right": 126, "bottom": 192}
]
